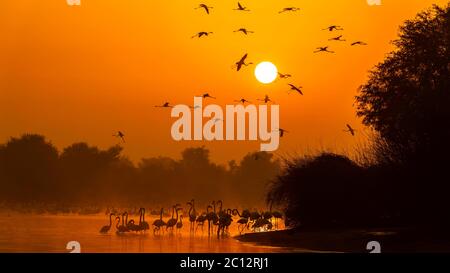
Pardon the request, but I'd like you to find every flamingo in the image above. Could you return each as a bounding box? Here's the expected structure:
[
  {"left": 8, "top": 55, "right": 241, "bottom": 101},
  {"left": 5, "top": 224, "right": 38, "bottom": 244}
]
[
  {"left": 322, "top": 25, "right": 344, "bottom": 31},
  {"left": 234, "top": 98, "right": 252, "bottom": 104},
  {"left": 233, "top": 2, "right": 250, "bottom": 12},
  {"left": 275, "top": 128, "right": 289, "bottom": 138},
  {"left": 233, "top": 28, "right": 254, "bottom": 35},
  {"left": 235, "top": 53, "right": 253, "bottom": 71},
  {"left": 154, "top": 102, "right": 173, "bottom": 108},
  {"left": 232, "top": 209, "right": 249, "bottom": 234},
  {"left": 288, "top": 84, "right": 303, "bottom": 95},
  {"left": 113, "top": 131, "right": 125, "bottom": 143},
  {"left": 206, "top": 202, "right": 219, "bottom": 236},
  {"left": 176, "top": 215, "right": 183, "bottom": 232},
  {"left": 344, "top": 124, "right": 356, "bottom": 136},
  {"left": 351, "top": 41, "right": 368, "bottom": 46},
  {"left": 329, "top": 35, "right": 346, "bottom": 42},
  {"left": 187, "top": 200, "right": 197, "bottom": 232},
  {"left": 257, "top": 95, "right": 274, "bottom": 104},
  {"left": 99, "top": 213, "right": 116, "bottom": 234},
  {"left": 127, "top": 219, "right": 139, "bottom": 232},
  {"left": 279, "top": 7, "right": 300, "bottom": 13},
  {"left": 197, "top": 93, "right": 216, "bottom": 99},
  {"left": 166, "top": 206, "right": 181, "bottom": 231},
  {"left": 278, "top": 72, "right": 292, "bottom": 79},
  {"left": 139, "top": 208, "right": 150, "bottom": 232},
  {"left": 217, "top": 209, "right": 233, "bottom": 238},
  {"left": 192, "top": 32, "right": 213, "bottom": 38},
  {"left": 195, "top": 4, "right": 213, "bottom": 14},
  {"left": 116, "top": 214, "right": 128, "bottom": 234},
  {"left": 152, "top": 208, "right": 166, "bottom": 233},
  {"left": 195, "top": 212, "right": 207, "bottom": 232},
  {"left": 314, "top": 46, "right": 335, "bottom": 53}
]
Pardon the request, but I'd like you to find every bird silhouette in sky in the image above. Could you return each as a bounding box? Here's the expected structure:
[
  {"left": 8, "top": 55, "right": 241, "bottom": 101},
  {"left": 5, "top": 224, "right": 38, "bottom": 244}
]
[
  {"left": 344, "top": 124, "right": 356, "bottom": 136},
  {"left": 234, "top": 98, "right": 252, "bottom": 104},
  {"left": 233, "top": 28, "right": 254, "bottom": 35},
  {"left": 329, "top": 35, "right": 346, "bottom": 42},
  {"left": 314, "top": 46, "right": 335, "bottom": 53},
  {"left": 278, "top": 72, "right": 292, "bottom": 79},
  {"left": 288, "top": 84, "right": 303, "bottom": 95},
  {"left": 235, "top": 53, "right": 253, "bottom": 71},
  {"left": 233, "top": 2, "right": 250, "bottom": 11},
  {"left": 195, "top": 4, "right": 213, "bottom": 14},
  {"left": 154, "top": 102, "right": 173, "bottom": 108},
  {"left": 279, "top": 7, "right": 300, "bottom": 13},
  {"left": 197, "top": 93, "right": 216, "bottom": 99},
  {"left": 113, "top": 131, "right": 125, "bottom": 143},
  {"left": 351, "top": 41, "right": 368, "bottom": 46},
  {"left": 257, "top": 95, "right": 275, "bottom": 104},
  {"left": 323, "top": 25, "right": 344, "bottom": 31},
  {"left": 274, "top": 128, "right": 289, "bottom": 138},
  {"left": 191, "top": 32, "right": 213, "bottom": 38}
]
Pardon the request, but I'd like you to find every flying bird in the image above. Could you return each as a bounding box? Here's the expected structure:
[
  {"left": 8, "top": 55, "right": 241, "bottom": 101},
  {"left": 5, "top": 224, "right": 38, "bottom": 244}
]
[
  {"left": 233, "top": 28, "right": 254, "bottom": 35},
  {"left": 257, "top": 95, "right": 274, "bottom": 104},
  {"left": 113, "top": 131, "right": 125, "bottom": 143},
  {"left": 191, "top": 32, "right": 213, "bottom": 38},
  {"left": 154, "top": 102, "right": 173, "bottom": 108},
  {"left": 195, "top": 4, "right": 213, "bottom": 14},
  {"left": 344, "top": 124, "right": 356, "bottom": 136},
  {"left": 234, "top": 53, "right": 253, "bottom": 71},
  {"left": 314, "top": 46, "right": 335, "bottom": 53},
  {"left": 322, "top": 25, "right": 344, "bottom": 31},
  {"left": 233, "top": 2, "right": 250, "bottom": 11},
  {"left": 197, "top": 93, "right": 216, "bottom": 99},
  {"left": 278, "top": 72, "right": 292, "bottom": 79},
  {"left": 279, "top": 7, "right": 300, "bottom": 13},
  {"left": 234, "top": 98, "right": 252, "bottom": 104},
  {"left": 351, "top": 41, "right": 368, "bottom": 46},
  {"left": 274, "top": 128, "right": 289, "bottom": 138},
  {"left": 329, "top": 35, "right": 346, "bottom": 42},
  {"left": 288, "top": 84, "right": 303, "bottom": 95}
]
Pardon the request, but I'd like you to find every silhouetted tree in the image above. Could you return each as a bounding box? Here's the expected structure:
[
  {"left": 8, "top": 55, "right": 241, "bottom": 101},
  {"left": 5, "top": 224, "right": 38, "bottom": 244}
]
[
  {"left": 356, "top": 4, "right": 450, "bottom": 164},
  {"left": 232, "top": 152, "right": 281, "bottom": 207},
  {"left": 0, "top": 134, "right": 59, "bottom": 202}
]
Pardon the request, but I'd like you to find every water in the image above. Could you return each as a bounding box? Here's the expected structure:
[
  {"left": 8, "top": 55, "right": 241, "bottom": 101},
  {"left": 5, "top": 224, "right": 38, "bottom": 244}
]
[{"left": 0, "top": 213, "right": 289, "bottom": 253}]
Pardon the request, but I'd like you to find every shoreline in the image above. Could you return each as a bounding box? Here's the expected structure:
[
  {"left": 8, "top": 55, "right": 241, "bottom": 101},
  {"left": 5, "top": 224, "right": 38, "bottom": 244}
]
[{"left": 235, "top": 228, "right": 450, "bottom": 253}]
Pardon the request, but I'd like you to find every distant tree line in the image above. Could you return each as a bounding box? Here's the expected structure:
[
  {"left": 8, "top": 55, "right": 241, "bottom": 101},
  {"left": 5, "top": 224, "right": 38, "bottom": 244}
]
[{"left": 0, "top": 134, "right": 281, "bottom": 207}]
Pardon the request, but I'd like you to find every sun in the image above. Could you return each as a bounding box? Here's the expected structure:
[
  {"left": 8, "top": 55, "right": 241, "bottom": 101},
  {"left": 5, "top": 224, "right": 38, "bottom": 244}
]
[{"left": 254, "top": 62, "right": 278, "bottom": 84}]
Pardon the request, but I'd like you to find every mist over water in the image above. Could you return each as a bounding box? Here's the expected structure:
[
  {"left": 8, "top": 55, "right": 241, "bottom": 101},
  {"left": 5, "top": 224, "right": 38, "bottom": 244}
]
[{"left": 0, "top": 213, "right": 289, "bottom": 253}]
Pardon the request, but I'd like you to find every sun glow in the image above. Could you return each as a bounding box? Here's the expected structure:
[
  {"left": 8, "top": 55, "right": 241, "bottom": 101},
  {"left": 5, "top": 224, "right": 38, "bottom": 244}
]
[{"left": 254, "top": 62, "right": 278, "bottom": 84}]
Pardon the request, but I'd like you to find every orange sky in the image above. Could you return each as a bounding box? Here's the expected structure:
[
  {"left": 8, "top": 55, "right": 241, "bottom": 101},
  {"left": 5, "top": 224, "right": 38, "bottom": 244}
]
[{"left": 0, "top": 0, "right": 447, "bottom": 163}]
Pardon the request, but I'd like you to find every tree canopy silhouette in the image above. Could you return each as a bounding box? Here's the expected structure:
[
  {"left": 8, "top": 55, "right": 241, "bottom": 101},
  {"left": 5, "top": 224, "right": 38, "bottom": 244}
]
[{"left": 356, "top": 4, "right": 450, "bottom": 164}]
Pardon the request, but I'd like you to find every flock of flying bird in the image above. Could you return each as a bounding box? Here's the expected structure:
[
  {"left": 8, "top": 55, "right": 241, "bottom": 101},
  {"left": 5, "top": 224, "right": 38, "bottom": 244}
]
[
  {"left": 114, "top": 3, "right": 364, "bottom": 143},
  {"left": 100, "top": 200, "right": 283, "bottom": 238}
]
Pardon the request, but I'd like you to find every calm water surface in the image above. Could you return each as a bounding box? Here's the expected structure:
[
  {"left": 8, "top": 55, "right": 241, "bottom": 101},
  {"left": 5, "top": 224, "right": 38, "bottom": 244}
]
[{"left": 0, "top": 213, "right": 291, "bottom": 253}]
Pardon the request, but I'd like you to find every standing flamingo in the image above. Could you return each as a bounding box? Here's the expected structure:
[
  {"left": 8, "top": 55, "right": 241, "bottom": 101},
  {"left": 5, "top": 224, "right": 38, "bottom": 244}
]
[
  {"left": 166, "top": 206, "right": 181, "bottom": 231},
  {"left": 139, "top": 208, "right": 150, "bottom": 232},
  {"left": 152, "top": 208, "right": 166, "bottom": 233},
  {"left": 99, "top": 213, "right": 116, "bottom": 234},
  {"left": 187, "top": 200, "right": 197, "bottom": 232},
  {"left": 176, "top": 215, "right": 183, "bottom": 232}
]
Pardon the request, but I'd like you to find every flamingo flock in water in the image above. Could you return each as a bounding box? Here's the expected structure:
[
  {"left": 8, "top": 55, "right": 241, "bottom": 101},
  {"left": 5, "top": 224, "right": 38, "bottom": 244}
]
[{"left": 99, "top": 199, "right": 283, "bottom": 238}]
